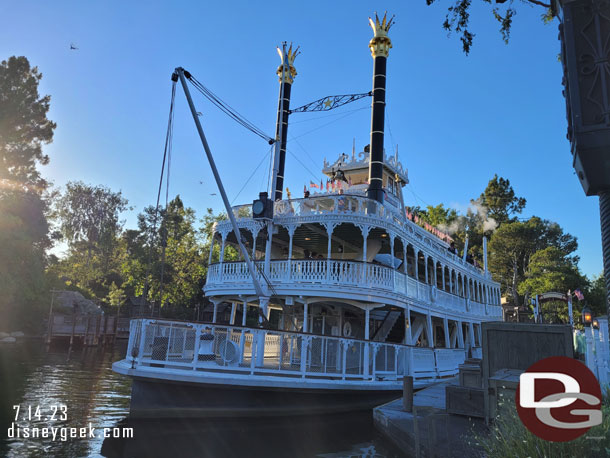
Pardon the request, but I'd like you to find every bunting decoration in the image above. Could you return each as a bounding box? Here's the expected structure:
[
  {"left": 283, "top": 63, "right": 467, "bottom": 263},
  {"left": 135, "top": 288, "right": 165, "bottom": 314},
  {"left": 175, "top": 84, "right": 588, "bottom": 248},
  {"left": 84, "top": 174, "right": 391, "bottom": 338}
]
[{"left": 405, "top": 209, "right": 454, "bottom": 244}]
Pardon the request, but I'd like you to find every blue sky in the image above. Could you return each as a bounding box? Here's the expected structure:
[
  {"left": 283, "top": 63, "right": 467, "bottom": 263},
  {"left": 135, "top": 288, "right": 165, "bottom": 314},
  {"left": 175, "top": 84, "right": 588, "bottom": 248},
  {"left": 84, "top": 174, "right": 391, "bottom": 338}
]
[{"left": 1, "top": 1, "right": 603, "bottom": 279}]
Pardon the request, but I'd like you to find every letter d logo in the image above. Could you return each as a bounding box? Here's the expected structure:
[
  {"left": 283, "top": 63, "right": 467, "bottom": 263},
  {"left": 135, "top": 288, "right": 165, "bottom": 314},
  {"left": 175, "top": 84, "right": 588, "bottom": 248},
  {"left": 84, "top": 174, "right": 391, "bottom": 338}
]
[{"left": 516, "top": 356, "right": 602, "bottom": 442}]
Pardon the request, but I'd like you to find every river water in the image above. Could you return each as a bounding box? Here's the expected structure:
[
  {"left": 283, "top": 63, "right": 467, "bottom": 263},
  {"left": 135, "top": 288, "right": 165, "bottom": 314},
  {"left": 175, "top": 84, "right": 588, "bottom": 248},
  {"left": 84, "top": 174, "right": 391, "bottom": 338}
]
[{"left": 1, "top": 340, "right": 405, "bottom": 458}]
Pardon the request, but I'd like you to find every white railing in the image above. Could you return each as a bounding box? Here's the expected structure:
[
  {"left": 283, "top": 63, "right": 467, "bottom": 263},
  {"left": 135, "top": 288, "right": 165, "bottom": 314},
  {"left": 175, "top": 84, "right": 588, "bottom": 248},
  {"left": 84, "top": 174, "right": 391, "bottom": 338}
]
[
  {"left": 227, "top": 194, "right": 485, "bottom": 277},
  {"left": 206, "top": 259, "right": 502, "bottom": 318},
  {"left": 125, "top": 319, "right": 470, "bottom": 382}
]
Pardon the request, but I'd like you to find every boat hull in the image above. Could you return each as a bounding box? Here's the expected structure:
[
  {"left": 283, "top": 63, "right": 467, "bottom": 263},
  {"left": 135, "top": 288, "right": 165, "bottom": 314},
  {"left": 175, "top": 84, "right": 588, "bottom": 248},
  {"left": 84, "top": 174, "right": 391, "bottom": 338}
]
[{"left": 129, "top": 377, "right": 403, "bottom": 418}]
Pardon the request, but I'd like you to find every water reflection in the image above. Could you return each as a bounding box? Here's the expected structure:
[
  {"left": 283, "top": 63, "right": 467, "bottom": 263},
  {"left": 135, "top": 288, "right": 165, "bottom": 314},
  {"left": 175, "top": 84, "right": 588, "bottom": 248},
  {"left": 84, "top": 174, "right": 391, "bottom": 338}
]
[
  {"left": 100, "top": 413, "right": 401, "bottom": 458},
  {"left": 1, "top": 341, "right": 405, "bottom": 458}
]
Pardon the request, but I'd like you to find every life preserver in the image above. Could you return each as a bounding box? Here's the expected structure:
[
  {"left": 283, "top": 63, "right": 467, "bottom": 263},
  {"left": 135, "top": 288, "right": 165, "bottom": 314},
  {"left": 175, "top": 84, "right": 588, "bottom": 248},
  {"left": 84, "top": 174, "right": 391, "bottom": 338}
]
[{"left": 343, "top": 321, "right": 352, "bottom": 337}]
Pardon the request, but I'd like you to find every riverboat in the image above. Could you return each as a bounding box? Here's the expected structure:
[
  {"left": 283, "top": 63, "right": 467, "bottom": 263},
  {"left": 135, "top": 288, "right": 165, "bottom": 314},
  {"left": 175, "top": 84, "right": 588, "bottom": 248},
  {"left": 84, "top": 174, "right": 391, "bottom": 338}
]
[{"left": 113, "top": 13, "right": 502, "bottom": 418}]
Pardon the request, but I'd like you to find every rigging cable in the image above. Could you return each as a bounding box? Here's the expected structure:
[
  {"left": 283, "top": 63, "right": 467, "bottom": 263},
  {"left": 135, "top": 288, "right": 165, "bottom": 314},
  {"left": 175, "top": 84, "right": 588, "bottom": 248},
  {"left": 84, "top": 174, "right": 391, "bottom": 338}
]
[
  {"left": 231, "top": 145, "right": 273, "bottom": 205},
  {"left": 285, "top": 147, "right": 320, "bottom": 182},
  {"left": 290, "top": 106, "right": 369, "bottom": 141},
  {"left": 142, "top": 78, "right": 177, "bottom": 316},
  {"left": 185, "top": 74, "right": 275, "bottom": 144},
  {"left": 157, "top": 94, "right": 174, "bottom": 317}
]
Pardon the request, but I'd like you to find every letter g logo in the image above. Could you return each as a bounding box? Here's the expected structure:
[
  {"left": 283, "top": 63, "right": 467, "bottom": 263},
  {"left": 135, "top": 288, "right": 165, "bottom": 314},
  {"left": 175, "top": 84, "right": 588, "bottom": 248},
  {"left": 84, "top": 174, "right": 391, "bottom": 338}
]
[{"left": 515, "top": 357, "right": 602, "bottom": 442}]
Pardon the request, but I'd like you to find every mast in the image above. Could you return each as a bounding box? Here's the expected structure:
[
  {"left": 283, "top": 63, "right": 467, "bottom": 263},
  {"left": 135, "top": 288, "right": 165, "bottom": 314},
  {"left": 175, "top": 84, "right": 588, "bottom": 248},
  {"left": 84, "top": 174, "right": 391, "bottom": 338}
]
[
  {"left": 175, "top": 68, "right": 268, "bottom": 306},
  {"left": 366, "top": 12, "right": 394, "bottom": 204},
  {"left": 272, "top": 43, "right": 299, "bottom": 201}
]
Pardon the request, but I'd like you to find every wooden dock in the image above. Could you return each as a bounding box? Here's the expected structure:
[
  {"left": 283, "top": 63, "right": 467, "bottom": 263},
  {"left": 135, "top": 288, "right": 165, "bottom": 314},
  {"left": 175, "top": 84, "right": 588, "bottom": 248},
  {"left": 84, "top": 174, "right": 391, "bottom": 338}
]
[
  {"left": 46, "top": 313, "right": 131, "bottom": 346},
  {"left": 373, "top": 377, "right": 486, "bottom": 458}
]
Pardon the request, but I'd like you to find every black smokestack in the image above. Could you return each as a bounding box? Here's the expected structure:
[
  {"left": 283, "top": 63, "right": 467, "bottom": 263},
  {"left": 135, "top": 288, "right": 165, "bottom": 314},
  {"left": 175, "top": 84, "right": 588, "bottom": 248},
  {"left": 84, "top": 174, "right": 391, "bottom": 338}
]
[
  {"left": 274, "top": 44, "right": 299, "bottom": 201},
  {"left": 366, "top": 13, "right": 393, "bottom": 204}
]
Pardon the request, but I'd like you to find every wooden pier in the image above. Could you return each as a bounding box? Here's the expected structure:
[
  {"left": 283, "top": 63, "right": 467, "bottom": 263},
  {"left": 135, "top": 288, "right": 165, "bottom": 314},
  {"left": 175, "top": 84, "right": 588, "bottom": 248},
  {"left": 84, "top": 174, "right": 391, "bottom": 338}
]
[
  {"left": 373, "top": 377, "right": 486, "bottom": 458},
  {"left": 46, "top": 313, "right": 131, "bottom": 346}
]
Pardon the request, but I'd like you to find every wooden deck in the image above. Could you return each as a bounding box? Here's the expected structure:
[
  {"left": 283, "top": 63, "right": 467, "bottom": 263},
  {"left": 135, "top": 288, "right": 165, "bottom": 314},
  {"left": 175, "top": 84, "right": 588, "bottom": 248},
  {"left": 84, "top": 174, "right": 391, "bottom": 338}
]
[
  {"left": 46, "top": 314, "right": 131, "bottom": 345},
  {"left": 373, "top": 377, "right": 487, "bottom": 458}
]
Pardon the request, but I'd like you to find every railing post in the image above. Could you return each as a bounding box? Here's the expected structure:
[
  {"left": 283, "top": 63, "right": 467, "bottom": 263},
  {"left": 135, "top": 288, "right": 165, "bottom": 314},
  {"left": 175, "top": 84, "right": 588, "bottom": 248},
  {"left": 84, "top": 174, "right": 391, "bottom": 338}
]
[
  {"left": 138, "top": 319, "right": 147, "bottom": 366},
  {"left": 341, "top": 340, "right": 348, "bottom": 380},
  {"left": 193, "top": 324, "right": 201, "bottom": 369},
  {"left": 300, "top": 335, "right": 309, "bottom": 377},
  {"left": 250, "top": 331, "right": 257, "bottom": 375},
  {"left": 364, "top": 307, "right": 370, "bottom": 378}
]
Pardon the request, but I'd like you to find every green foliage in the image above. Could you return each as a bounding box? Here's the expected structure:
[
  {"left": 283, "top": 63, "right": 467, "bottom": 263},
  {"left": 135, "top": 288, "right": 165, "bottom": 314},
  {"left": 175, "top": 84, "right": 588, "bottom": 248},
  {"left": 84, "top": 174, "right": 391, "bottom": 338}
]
[
  {"left": 488, "top": 217, "right": 578, "bottom": 307},
  {"left": 586, "top": 274, "right": 608, "bottom": 318},
  {"left": 479, "top": 174, "right": 526, "bottom": 226},
  {"left": 415, "top": 203, "right": 459, "bottom": 228},
  {"left": 121, "top": 196, "right": 206, "bottom": 311},
  {"left": 477, "top": 398, "right": 610, "bottom": 458},
  {"left": 0, "top": 56, "right": 55, "bottom": 189},
  {"left": 0, "top": 56, "right": 56, "bottom": 332},
  {"left": 50, "top": 182, "right": 129, "bottom": 301},
  {"left": 54, "top": 181, "right": 128, "bottom": 255},
  {"left": 425, "top": 0, "right": 553, "bottom": 55}
]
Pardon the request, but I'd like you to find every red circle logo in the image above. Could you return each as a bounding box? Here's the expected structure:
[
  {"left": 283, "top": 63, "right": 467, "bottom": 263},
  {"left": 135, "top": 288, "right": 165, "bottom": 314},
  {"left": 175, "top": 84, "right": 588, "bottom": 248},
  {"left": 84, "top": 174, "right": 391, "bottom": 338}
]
[{"left": 515, "top": 356, "right": 602, "bottom": 442}]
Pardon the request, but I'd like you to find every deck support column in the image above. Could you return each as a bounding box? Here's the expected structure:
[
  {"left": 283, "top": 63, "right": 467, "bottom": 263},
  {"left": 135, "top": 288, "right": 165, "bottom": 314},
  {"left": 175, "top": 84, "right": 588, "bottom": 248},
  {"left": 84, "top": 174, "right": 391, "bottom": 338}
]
[
  {"left": 443, "top": 317, "right": 450, "bottom": 349},
  {"left": 287, "top": 226, "right": 295, "bottom": 279},
  {"left": 468, "top": 322, "right": 476, "bottom": 348},
  {"left": 239, "top": 299, "right": 247, "bottom": 364},
  {"left": 256, "top": 297, "right": 270, "bottom": 367},
  {"left": 208, "top": 236, "right": 215, "bottom": 265},
  {"left": 219, "top": 234, "right": 227, "bottom": 281},
  {"left": 358, "top": 225, "right": 370, "bottom": 283},
  {"left": 364, "top": 307, "right": 371, "bottom": 378},
  {"left": 457, "top": 320, "right": 465, "bottom": 348},
  {"left": 426, "top": 313, "right": 434, "bottom": 348},
  {"left": 251, "top": 227, "right": 260, "bottom": 260},
  {"left": 405, "top": 306, "right": 412, "bottom": 345},
  {"left": 325, "top": 223, "right": 336, "bottom": 281},
  {"left": 230, "top": 302, "right": 237, "bottom": 325},
  {"left": 424, "top": 255, "right": 428, "bottom": 284},
  {"left": 212, "top": 300, "right": 219, "bottom": 324},
  {"left": 264, "top": 222, "right": 273, "bottom": 278}
]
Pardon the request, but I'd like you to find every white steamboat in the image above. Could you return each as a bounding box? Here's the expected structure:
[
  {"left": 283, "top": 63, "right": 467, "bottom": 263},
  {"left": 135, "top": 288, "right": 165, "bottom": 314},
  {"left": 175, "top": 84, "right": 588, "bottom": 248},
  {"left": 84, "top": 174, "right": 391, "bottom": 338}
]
[{"left": 113, "top": 14, "right": 502, "bottom": 418}]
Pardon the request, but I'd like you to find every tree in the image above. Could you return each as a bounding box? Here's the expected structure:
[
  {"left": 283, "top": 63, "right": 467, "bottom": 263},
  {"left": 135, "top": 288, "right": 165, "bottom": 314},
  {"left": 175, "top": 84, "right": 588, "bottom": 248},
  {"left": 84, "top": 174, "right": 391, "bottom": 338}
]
[
  {"left": 55, "top": 182, "right": 128, "bottom": 262},
  {"left": 0, "top": 56, "right": 56, "bottom": 331},
  {"left": 51, "top": 182, "right": 129, "bottom": 300},
  {"left": 122, "top": 196, "right": 206, "bottom": 314},
  {"left": 0, "top": 56, "right": 56, "bottom": 190},
  {"left": 415, "top": 203, "right": 459, "bottom": 228},
  {"left": 488, "top": 216, "right": 578, "bottom": 307},
  {"left": 478, "top": 174, "right": 526, "bottom": 226},
  {"left": 585, "top": 274, "right": 608, "bottom": 318},
  {"left": 424, "top": 0, "right": 553, "bottom": 55}
]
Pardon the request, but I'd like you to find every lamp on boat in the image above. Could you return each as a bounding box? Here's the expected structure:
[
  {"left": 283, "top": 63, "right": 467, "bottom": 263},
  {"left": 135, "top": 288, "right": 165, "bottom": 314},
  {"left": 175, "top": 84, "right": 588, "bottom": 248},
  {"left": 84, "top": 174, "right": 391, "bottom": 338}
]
[
  {"left": 582, "top": 304, "right": 592, "bottom": 327},
  {"left": 333, "top": 168, "right": 347, "bottom": 183}
]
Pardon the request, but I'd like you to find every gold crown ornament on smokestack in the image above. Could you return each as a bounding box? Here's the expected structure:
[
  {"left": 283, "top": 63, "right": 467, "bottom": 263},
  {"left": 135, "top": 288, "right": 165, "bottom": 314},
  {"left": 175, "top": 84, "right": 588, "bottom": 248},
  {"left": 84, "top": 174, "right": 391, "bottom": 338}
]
[
  {"left": 277, "top": 43, "right": 300, "bottom": 84},
  {"left": 369, "top": 12, "right": 394, "bottom": 58}
]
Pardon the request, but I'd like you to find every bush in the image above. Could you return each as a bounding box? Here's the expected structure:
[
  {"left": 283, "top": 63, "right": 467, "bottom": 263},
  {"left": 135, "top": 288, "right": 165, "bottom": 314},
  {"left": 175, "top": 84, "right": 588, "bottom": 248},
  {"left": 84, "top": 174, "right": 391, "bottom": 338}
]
[{"left": 477, "top": 394, "right": 610, "bottom": 457}]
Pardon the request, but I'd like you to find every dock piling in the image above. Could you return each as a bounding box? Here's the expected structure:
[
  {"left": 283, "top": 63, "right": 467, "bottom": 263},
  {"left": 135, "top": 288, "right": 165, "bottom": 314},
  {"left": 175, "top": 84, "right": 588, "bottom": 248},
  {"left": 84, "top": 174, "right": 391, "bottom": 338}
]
[{"left": 403, "top": 375, "right": 413, "bottom": 412}]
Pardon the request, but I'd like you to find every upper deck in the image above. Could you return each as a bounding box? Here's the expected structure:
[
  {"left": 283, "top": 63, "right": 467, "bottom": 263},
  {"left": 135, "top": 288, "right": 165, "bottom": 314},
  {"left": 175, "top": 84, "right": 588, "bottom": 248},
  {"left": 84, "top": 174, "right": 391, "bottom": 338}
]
[{"left": 206, "top": 192, "right": 502, "bottom": 321}]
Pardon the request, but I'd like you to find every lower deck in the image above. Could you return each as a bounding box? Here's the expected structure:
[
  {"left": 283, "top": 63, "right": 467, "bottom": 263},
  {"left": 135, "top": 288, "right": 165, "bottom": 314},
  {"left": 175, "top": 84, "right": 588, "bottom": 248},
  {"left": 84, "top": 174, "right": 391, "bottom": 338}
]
[{"left": 116, "top": 318, "right": 484, "bottom": 389}]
